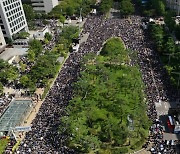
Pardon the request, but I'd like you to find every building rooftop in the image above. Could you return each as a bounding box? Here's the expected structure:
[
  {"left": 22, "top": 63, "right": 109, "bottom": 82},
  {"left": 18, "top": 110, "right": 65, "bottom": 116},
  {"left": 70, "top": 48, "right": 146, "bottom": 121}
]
[
  {"left": 0, "top": 99, "right": 33, "bottom": 132},
  {"left": 0, "top": 48, "right": 28, "bottom": 61}
]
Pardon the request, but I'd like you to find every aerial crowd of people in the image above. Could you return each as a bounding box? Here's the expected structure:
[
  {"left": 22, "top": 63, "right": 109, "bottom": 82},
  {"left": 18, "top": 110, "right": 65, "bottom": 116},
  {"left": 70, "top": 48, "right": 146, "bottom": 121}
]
[
  {"left": 0, "top": 96, "right": 12, "bottom": 117},
  {"left": 15, "top": 13, "right": 179, "bottom": 154}
]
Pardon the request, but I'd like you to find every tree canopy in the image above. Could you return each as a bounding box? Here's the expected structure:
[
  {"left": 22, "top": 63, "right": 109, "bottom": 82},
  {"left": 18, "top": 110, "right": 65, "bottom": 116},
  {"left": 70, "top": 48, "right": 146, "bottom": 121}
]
[
  {"left": 13, "top": 32, "right": 30, "bottom": 39},
  {"left": 59, "top": 25, "right": 79, "bottom": 48},
  {"left": 29, "top": 51, "right": 60, "bottom": 87},
  {"left": 99, "top": 0, "right": 113, "bottom": 14},
  {"left": 44, "top": 32, "right": 52, "bottom": 41},
  {"left": 120, "top": 0, "right": 135, "bottom": 16},
  {"left": 148, "top": 23, "right": 180, "bottom": 88},
  {"left": 61, "top": 38, "right": 150, "bottom": 153},
  {"left": 49, "top": 0, "right": 96, "bottom": 18},
  {"left": 0, "top": 59, "right": 18, "bottom": 84},
  {"left": 140, "top": 0, "right": 166, "bottom": 17},
  {"left": 23, "top": 4, "right": 35, "bottom": 21},
  {"left": 29, "top": 39, "right": 43, "bottom": 57}
]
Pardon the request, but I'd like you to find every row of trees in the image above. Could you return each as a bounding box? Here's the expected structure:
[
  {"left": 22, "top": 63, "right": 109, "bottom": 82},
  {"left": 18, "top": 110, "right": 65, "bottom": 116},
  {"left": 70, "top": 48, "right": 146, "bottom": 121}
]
[
  {"left": 0, "top": 59, "right": 18, "bottom": 94},
  {"left": 148, "top": 23, "right": 180, "bottom": 87},
  {"left": 98, "top": 0, "right": 135, "bottom": 16},
  {"left": 19, "top": 25, "right": 79, "bottom": 92},
  {"left": 62, "top": 38, "right": 150, "bottom": 153},
  {"left": 23, "top": 0, "right": 135, "bottom": 26},
  {"left": 139, "top": 0, "right": 166, "bottom": 17},
  {"left": 49, "top": 0, "right": 96, "bottom": 18},
  {"left": 136, "top": 0, "right": 180, "bottom": 88},
  {"left": 19, "top": 42, "right": 60, "bottom": 92}
]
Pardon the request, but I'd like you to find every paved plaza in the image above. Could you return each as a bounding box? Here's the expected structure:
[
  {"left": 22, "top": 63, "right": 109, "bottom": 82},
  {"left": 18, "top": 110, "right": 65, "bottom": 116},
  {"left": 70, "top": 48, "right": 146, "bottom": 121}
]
[{"left": 0, "top": 48, "right": 28, "bottom": 61}]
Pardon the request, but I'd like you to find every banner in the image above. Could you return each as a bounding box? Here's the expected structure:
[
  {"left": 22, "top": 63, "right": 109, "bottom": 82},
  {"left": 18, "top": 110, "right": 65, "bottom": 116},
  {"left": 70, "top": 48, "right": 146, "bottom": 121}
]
[{"left": 14, "top": 126, "right": 32, "bottom": 132}]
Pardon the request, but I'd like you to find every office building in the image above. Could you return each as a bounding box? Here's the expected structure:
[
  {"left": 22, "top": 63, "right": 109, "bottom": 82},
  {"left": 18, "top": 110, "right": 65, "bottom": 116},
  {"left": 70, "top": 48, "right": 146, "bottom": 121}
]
[
  {"left": 166, "top": 0, "right": 180, "bottom": 15},
  {"left": 0, "top": 26, "right": 6, "bottom": 53},
  {"left": 31, "top": 0, "right": 58, "bottom": 13},
  {"left": 0, "top": 0, "right": 28, "bottom": 39}
]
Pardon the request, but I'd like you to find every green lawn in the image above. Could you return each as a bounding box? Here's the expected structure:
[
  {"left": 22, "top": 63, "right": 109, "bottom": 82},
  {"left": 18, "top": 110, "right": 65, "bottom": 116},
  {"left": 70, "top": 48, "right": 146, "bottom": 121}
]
[{"left": 0, "top": 138, "right": 9, "bottom": 154}]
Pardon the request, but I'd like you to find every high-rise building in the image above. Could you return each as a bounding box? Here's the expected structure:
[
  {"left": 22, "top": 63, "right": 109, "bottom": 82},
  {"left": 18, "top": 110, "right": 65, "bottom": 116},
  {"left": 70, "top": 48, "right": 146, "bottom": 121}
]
[
  {"left": 0, "top": 26, "right": 6, "bottom": 53},
  {"left": 166, "top": 0, "right": 180, "bottom": 15},
  {"left": 0, "top": 0, "right": 28, "bottom": 39},
  {"left": 31, "top": 0, "right": 58, "bottom": 13}
]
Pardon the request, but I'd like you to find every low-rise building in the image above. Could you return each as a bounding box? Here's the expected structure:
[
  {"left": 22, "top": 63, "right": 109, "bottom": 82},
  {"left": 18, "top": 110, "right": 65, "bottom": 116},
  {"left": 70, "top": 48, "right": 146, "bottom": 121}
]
[{"left": 31, "top": 0, "right": 58, "bottom": 13}]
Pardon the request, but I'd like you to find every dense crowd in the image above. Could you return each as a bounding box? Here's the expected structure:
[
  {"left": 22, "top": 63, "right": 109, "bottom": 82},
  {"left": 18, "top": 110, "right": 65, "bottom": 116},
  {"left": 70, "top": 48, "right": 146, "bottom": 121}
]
[
  {"left": 0, "top": 95, "right": 12, "bottom": 117},
  {"left": 1, "top": 20, "right": 61, "bottom": 153},
  {"left": 16, "top": 14, "right": 179, "bottom": 154},
  {"left": 43, "top": 19, "right": 59, "bottom": 51}
]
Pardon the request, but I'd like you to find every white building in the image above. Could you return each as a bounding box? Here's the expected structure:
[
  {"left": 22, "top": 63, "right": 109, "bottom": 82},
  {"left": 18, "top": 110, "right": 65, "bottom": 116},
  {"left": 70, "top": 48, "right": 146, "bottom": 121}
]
[
  {"left": 0, "top": 0, "right": 28, "bottom": 39},
  {"left": 0, "top": 27, "right": 6, "bottom": 53},
  {"left": 166, "top": 0, "right": 180, "bottom": 15},
  {"left": 35, "top": 26, "right": 50, "bottom": 39},
  {"left": 31, "top": 0, "right": 58, "bottom": 13}
]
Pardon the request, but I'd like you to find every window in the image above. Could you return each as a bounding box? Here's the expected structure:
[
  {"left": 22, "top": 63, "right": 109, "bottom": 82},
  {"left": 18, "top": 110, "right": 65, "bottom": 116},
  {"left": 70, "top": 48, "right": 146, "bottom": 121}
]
[
  {"left": 2, "top": 30, "right": 6, "bottom": 34},
  {"left": 1, "top": 25, "right": 5, "bottom": 30}
]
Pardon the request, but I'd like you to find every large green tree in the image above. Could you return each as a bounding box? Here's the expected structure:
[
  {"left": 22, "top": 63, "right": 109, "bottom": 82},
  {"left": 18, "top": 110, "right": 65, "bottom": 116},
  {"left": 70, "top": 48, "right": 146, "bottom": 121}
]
[
  {"left": 23, "top": 4, "right": 35, "bottom": 21},
  {"left": 164, "top": 37, "right": 176, "bottom": 54},
  {"left": 20, "top": 75, "right": 31, "bottom": 88},
  {"left": 120, "top": 0, "right": 135, "bottom": 16},
  {"left": 99, "top": 0, "right": 113, "bottom": 14},
  {"left": 29, "top": 39, "right": 43, "bottom": 57}
]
